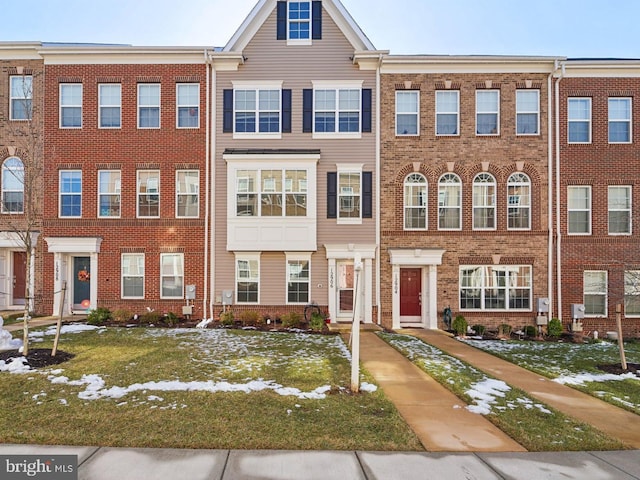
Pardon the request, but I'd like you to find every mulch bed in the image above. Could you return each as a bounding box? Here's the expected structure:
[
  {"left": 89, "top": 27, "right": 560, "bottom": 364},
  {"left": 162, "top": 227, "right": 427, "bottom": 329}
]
[
  {"left": 597, "top": 363, "right": 640, "bottom": 376},
  {"left": 0, "top": 348, "right": 75, "bottom": 369}
]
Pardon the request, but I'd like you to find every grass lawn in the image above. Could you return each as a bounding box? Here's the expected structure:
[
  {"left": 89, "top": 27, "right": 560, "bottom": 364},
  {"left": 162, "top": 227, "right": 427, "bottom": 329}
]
[
  {"left": 463, "top": 338, "right": 640, "bottom": 415},
  {"left": 0, "top": 326, "right": 422, "bottom": 451},
  {"left": 379, "top": 332, "right": 627, "bottom": 452}
]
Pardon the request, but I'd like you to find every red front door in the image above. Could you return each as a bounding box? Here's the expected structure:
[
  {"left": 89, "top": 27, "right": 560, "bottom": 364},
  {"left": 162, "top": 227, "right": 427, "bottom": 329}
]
[
  {"left": 400, "top": 268, "right": 422, "bottom": 317},
  {"left": 13, "top": 251, "right": 26, "bottom": 306}
]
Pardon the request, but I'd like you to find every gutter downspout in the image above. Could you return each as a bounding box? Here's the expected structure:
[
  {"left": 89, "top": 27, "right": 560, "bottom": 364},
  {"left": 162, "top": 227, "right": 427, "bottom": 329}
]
[
  {"left": 547, "top": 62, "right": 556, "bottom": 319},
  {"left": 203, "top": 49, "right": 211, "bottom": 320},
  {"left": 555, "top": 62, "right": 566, "bottom": 321},
  {"left": 375, "top": 53, "right": 383, "bottom": 325},
  {"left": 209, "top": 56, "right": 217, "bottom": 321}
]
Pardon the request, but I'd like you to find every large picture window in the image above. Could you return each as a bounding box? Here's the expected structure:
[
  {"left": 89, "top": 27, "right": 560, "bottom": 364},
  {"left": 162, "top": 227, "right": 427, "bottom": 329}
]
[
  {"left": 235, "top": 169, "right": 307, "bottom": 217},
  {"left": 460, "top": 265, "right": 532, "bottom": 311}
]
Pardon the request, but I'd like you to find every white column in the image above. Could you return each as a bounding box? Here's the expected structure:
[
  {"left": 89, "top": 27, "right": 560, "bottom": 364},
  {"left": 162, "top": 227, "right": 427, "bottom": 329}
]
[
  {"left": 327, "top": 258, "right": 336, "bottom": 323},
  {"left": 392, "top": 264, "right": 400, "bottom": 330},
  {"left": 90, "top": 253, "right": 99, "bottom": 311},
  {"left": 364, "top": 257, "right": 373, "bottom": 323},
  {"left": 52, "top": 253, "right": 62, "bottom": 316},
  {"left": 428, "top": 265, "right": 438, "bottom": 329},
  {"left": 28, "top": 246, "right": 36, "bottom": 313}
]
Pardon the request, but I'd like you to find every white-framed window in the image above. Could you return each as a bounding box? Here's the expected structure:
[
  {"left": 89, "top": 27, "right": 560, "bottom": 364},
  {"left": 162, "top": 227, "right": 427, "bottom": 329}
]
[
  {"left": 337, "top": 260, "right": 355, "bottom": 314},
  {"left": 624, "top": 270, "right": 640, "bottom": 317},
  {"left": 288, "top": 1, "right": 311, "bottom": 41},
  {"left": 608, "top": 185, "right": 631, "bottom": 235},
  {"left": 176, "top": 170, "right": 199, "bottom": 218},
  {"left": 286, "top": 254, "right": 310, "bottom": 304},
  {"left": 99, "top": 84, "right": 121, "bottom": 128},
  {"left": 568, "top": 97, "right": 591, "bottom": 143},
  {"left": 609, "top": 97, "right": 632, "bottom": 143},
  {"left": 60, "top": 83, "right": 82, "bottom": 128},
  {"left": 121, "top": 253, "right": 144, "bottom": 299},
  {"left": 59, "top": 170, "right": 82, "bottom": 218},
  {"left": 396, "top": 90, "right": 419, "bottom": 135},
  {"left": 137, "top": 170, "right": 160, "bottom": 218},
  {"left": 584, "top": 270, "right": 607, "bottom": 317},
  {"left": 235, "top": 169, "right": 307, "bottom": 217},
  {"left": 507, "top": 172, "right": 531, "bottom": 230},
  {"left": 98, "top": 170, "right": 121, "bottom": 218},
  {"left": 1, "top": 157, "right": 24, "bottom": 214},
  {"left": 138, "top": 84, "right": 160, "bottom": 129},
  {"left": 460, "top": 265, "right": 532, "bottom": 311},
  {"left": 436, "top": 90, "right": 459, "bottom": 136},
  {"left": 235, "top": 88, "right": 281, "bottom": 134},
  {"left": 404, "top": 173, "right": 427, "bottom": 230},
  {"left": 177, "top": 83, "right": 200, "bottom": 128},
  {"left": 10, "top": 75, "right": 32, "bottom": 121},
  {"left": 315, "top": 87, "right": 361, "bottom": 135},
  {"left": 438, "top": 173, "right": 461, "bottom": 230},
  {"left": 473, "top": 173, "right": 496, "bottom": 230},
  {"left": 236, "top": 254, "right": 260, "bottom": 303},
  {"left": 160, "top": 253, "right": 184, "bottom": 299},
  {"left": 476, "top": 90, "right": 499, "bottom": 135},
  {"left": 338, "top": 171, "right": 361, "bottom": 221},
  {"left": 516, "top": 90, "right": 539, "bottom": 135},
  {"left": 568, "top": 186, "right": 591, "bottom": 235}
]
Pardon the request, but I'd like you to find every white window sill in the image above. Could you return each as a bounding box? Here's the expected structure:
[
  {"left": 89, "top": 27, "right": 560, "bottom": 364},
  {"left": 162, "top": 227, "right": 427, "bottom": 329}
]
[
  {"left": 233, "top": 132, "right": 282, "bottom": 140},
  {"left": 337, "top": 218, "right": 362, "bottom": 225},
  {"left": 312, "top": 132, "right": 362, "bottom": 140},
  {"left": 287, "top": 39, "right": 312, "bottom": 46}
]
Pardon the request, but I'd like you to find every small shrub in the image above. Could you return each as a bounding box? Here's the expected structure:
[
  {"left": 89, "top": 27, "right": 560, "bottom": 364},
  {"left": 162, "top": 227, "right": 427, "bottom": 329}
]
[
  {"left": 141, "top": 310, "right": 161, "bottom": 325},
  {"left": 498, "top": 323, "right": 512, "bottom": 337},
  {"left": 472, "top": 324, "right": 486, "bottom": 336},
  {"left": 239, "top": 310, "right": 260, "bottom": 326},
  {"left": 548, "top": 318, "right": 563, "bottom": 337},
  {"left": 309, "top": 312, "right": 326, "bottom": 332},
  {"left": 164, "top": 312, "right": 178, "bottom": 327},
  {"left": 112, "top": 309, "right": 132, "bottom": 324},
  {"left": 220, "top": 310, "right": 234, "bottom": 326},
  {"left": 451, "top": 315, "right": 468, "bottom": 336},
  {"left": 87, "top": 307, "right": 111, "bottom": 326},
  {"left": 525, "top": 325, "right": 537, "bottom": 337},
  {"left": 281, "top": 311, "right": 302, "bottom": 329}
]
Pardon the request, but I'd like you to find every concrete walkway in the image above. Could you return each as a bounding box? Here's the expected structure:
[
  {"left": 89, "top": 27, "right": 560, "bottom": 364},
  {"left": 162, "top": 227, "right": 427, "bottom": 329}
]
[
  {"left": 1, "top": 444, "right": 639, "bottom": 480},
  {"left": 404, "top": 329, "right": 640, "bottom": 449},
  {"left": 358, "top": 332, "right": 526, "bottom": 452}
]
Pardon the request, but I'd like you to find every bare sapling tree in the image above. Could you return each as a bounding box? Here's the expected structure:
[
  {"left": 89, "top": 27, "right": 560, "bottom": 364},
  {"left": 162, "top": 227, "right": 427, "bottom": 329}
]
[{"left": 3, "top": 70, "right": 44, "bottom": 356}]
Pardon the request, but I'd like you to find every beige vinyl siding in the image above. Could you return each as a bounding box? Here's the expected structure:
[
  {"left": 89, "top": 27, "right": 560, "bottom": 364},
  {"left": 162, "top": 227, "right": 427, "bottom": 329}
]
[{"left": 213, "top": 4, "right": 376, "bottom": 307}]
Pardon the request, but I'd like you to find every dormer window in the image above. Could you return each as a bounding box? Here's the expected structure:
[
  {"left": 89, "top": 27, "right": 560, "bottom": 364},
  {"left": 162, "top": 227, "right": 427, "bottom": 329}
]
[{"left": 277, "top": 1, "right": 322, "bottom": 44}]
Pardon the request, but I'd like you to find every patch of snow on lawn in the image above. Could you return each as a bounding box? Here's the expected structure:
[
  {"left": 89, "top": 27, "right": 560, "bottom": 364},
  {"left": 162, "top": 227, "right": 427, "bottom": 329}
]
[
  {"left": 29, "top": 324, "right": 104, "bottom": 339},
  {"left": 553, "top": 372, "right": 638, "bottom": 386},
  {"left": 360, "top": 382, "right": 378, "bottom": 393},
  {"left": 0, "top": 356, "right": 31, "bottom": 374},
  {"left": 465, "top": 379, "right": 511, "bottom": 415}
]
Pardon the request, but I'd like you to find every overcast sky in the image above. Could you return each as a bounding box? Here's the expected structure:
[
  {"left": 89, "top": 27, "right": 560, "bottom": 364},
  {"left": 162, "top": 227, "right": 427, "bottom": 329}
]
[{"left": 2, "top": 0, "right": 638, "bottom": 58}]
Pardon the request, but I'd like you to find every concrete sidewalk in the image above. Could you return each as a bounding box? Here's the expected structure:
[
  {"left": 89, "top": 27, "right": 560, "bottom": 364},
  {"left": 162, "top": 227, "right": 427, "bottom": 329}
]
[
  {"left": 404, "top": 329, "right": 640, "bottom": 449},
  {"left": 1, "top": 444, "right": 639, "bottom": 480}
]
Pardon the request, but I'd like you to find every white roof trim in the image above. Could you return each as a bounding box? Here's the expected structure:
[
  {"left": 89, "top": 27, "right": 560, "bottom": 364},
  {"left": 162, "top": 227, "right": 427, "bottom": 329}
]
[{"left": 223, "top": 0, "right": 375, "bottom": 53}]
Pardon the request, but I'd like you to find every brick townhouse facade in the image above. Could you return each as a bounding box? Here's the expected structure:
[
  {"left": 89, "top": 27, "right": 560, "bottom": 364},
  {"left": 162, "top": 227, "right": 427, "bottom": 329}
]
[
  {"left": 0, "top": 1, "right": 639, "bottom": 337},
  {"left": 379, "top": 57, "right": 557, "bottom": 331},
  {"left": 40, "top": 47, "right": 208, "bottom": 318},
  {"left": 556, "top": 60, "right": 640, "bottom": 338},
  {"left": 0, "top": 43, "right": 44, "bottom": 314}
]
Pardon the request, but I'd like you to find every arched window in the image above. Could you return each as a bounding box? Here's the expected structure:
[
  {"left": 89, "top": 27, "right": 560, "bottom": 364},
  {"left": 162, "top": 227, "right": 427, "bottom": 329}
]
[
  {"left": 507, "top": 172, "right": 531, "bottom": 230},
  {"left": 404, "top": 173, "right": 427, "bottom": 230},
  {"left": 438, "top": 173, "right": 461, "bottom": 230},
  {"left": 473, "top": 173, "right": 496, "bottom": 230},
  {"left": 2, "top": 157, "right": 24, "bottom": 214}
]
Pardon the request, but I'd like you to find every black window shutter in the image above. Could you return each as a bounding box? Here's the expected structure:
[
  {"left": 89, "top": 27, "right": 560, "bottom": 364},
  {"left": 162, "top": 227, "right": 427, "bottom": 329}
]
[
  {"left": 276, "top": 1, "right": 287, "bottom": 40},
  {"left": 327, "top": 172, "right": 337, "bottom": 219},
  {"left": 362, "top": 88, "right": 372, "bottom": 133},
  {"left": 282, "top": 89, "right": 292, "bottom": 133},
  {"left": 362, "top": 172, "right": 373, "bottom": 218},
  {"left": 303, "top": 89, "right": 313, "bottom": 133},
  {"left": 312, "top": 1, "right": 322, "bottom": 40},
  {"left": 223, "top": 89, "right": 233, "bottom": 133}
]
